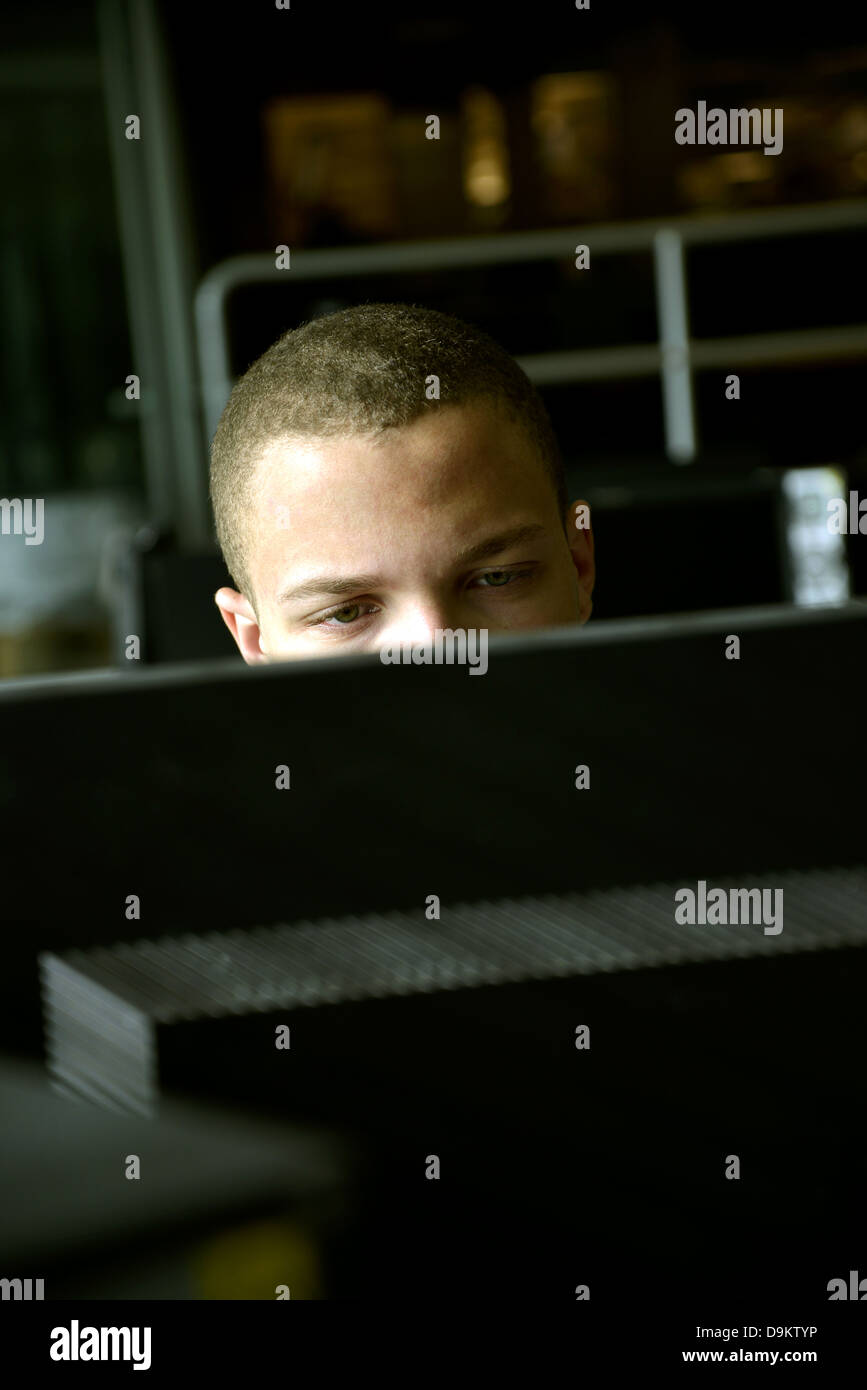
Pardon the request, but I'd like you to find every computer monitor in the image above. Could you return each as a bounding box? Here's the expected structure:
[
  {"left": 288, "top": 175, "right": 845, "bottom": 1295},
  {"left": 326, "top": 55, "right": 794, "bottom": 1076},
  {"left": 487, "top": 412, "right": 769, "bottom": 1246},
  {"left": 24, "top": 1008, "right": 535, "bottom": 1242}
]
[
  {"left": 2, "top": 598, "right": 864, "bottom": 1057},
  {"left": 4, "top": 599, "right": 866, "bottom": 1301}
]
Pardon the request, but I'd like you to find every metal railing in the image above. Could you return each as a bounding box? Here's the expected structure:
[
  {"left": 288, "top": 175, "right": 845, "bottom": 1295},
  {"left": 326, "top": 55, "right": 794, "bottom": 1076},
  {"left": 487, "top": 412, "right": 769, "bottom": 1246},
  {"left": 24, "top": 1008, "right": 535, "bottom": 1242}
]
[{"left": 194, "top": 196, "right": 867, "bottom": 468}]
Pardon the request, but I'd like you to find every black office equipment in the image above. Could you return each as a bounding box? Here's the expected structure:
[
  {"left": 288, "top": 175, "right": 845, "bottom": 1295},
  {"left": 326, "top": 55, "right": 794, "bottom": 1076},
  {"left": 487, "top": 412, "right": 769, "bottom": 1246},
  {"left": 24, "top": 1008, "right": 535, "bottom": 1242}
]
[
  {"left": 2, "top": 599, "right": 864, "bottom": 1043},
  {"left": 2, "top": 601, "right": 865, "bottom": 1301}
]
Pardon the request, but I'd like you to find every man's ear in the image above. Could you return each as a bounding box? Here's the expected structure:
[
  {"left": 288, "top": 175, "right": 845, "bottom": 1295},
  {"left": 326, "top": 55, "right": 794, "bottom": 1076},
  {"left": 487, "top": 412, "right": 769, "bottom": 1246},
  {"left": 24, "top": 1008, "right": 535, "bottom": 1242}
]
[
  {"left": 566, "top": 499, "right": 595, "bottom": 624},
  {"left": 214, "top": 587, "right": 269, "bottom": 663}
]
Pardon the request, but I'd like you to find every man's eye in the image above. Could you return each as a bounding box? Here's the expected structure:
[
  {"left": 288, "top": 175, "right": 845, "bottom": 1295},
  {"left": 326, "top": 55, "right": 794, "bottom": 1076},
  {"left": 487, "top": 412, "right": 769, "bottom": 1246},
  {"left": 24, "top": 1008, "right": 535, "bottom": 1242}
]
[
  {"left": 474, "top": 569, "right": 528, "bottom": 588},
  {"left": 328, "top": 604, "right": 363, "bottom": 624},
  {"left": 315, "top": 601, "right": 381, "bottom": 629}
]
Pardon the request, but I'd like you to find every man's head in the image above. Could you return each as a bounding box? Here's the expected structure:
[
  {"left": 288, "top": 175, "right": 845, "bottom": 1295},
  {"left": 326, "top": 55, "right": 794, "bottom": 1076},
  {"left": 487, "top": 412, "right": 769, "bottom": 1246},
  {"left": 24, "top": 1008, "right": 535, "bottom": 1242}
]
[{"left": 210, "top": 302, "right": 594, "bottom": 661}]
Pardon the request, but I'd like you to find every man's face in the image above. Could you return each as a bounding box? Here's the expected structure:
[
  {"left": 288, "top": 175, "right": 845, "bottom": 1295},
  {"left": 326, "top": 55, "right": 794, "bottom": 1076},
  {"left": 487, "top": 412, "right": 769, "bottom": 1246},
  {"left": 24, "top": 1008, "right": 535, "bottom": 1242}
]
[{"left": 216, "top": 399, "right": 595, "bottom": 662}]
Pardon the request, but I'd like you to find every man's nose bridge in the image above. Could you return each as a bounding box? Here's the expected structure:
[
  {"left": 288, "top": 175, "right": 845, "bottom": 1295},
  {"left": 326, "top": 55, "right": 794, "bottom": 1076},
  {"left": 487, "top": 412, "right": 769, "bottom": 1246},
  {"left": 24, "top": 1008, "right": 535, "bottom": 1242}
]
[{"left": 382, "top": 596, "right": 458, "bottom": 645}]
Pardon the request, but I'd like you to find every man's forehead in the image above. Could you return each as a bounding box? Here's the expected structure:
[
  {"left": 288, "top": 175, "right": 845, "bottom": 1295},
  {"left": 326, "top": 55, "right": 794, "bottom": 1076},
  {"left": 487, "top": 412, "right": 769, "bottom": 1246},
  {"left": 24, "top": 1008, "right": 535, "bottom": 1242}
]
[
  {"left": 245, "top": 401, "right": 554, "bottom": 601},
  {"left": 252, "top": 399, "right": 534, "bottom": 493}
]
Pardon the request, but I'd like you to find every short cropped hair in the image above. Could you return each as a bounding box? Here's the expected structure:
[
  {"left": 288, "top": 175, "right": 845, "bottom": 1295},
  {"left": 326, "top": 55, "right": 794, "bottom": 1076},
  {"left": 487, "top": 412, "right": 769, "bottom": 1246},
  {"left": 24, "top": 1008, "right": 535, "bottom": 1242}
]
[{"left": 209, "top": 301, "right": 567, "bottom": 605}]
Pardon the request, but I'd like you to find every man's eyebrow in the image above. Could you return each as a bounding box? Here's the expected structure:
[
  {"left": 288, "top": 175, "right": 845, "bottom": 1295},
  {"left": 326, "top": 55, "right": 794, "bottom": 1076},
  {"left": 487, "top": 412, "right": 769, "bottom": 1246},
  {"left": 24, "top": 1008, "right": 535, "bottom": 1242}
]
[
  {"left": 276, "top": 524, "right": 548, "bottom": 606},
  {"left": 454, "top": 523, "right": 548, "bottom": 565},
  {"left": 277, "top": 574, "right": 382, "bottom": 605}
]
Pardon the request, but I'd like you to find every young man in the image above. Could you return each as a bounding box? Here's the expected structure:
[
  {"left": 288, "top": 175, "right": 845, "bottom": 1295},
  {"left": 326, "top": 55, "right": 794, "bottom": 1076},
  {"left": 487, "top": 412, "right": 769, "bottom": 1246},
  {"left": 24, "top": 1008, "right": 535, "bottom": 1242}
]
[{"left": 210, "top": 302, "right": 595, "bottom": 663}]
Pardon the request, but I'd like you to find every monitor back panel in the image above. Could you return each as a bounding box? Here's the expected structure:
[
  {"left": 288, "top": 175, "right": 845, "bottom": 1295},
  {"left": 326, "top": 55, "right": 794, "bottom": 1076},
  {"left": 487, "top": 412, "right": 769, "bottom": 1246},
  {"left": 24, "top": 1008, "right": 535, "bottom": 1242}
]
[{"left": 1, "top": 601, "right": 864, "bottom": 1051}]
